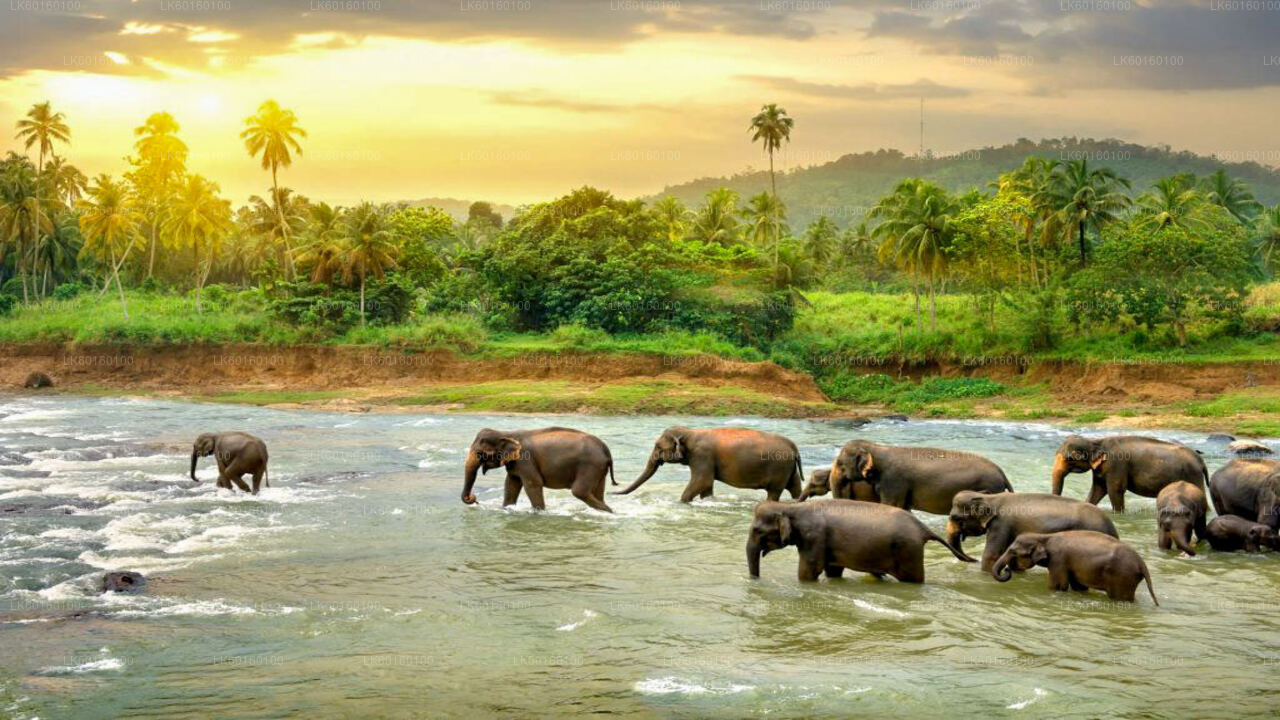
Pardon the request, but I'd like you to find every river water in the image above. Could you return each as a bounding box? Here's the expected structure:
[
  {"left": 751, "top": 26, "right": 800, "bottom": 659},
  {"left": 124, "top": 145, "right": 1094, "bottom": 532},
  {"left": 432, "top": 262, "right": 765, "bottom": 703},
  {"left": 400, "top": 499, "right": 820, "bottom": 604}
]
[{"left": 0, "top": 396, "right": 1276, "bottom": 718}]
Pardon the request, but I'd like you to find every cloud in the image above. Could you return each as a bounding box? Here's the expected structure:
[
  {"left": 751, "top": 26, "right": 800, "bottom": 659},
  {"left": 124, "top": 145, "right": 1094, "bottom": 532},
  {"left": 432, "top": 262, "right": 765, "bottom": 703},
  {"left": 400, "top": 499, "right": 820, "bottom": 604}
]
[
  {"left": 739, "top": 75, "right": 971, "bottom": 101},
  {"left": 0, "top": 0, "right": 826, "bottom": 79},
  {"left": 485, "top": 91, "right": 673, "bottom": 114}
]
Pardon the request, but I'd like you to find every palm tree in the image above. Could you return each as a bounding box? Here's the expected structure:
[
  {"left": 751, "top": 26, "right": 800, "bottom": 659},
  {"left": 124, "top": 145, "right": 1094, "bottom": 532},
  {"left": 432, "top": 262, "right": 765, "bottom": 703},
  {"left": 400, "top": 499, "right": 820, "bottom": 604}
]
[
  {"left": 869, "top": 178, "right": 958, "bottom": 330},
  {"left": 652, "top": 195, "right": 690, "bottom": 243},
  {"left": 0, "top": 154, "right": 51, "bottom": 303},
  {"left": 294, "top": 202, "right": 347, "bottom": 286},
  {"left": 691, "top": 188, "right": 741, "bottom": 246},
  {"left": 129, "top": 111, "right": 188, "bottom": 278},
  {"left": 342, "top": 202, "right": 399, "bottom": 324},
  {"left": 837, "top": 221, "right": 874, "bottom": 266},
  {"left": 165, "top": 174, "right": 232, "bottom": 311},
  {"left": 1256, "top": 203, "right": 1280, "bottom": 272},
  {"left": 1046, "top": 158, "right": 1131, "bottom": 264},
  {"left": 31, "top": 212, "right": 81, "bottom": 297},
  {"left": 802, "top": 215, "right": 838, "bottom": 267},
  {"left": 78, "top": 174, "right": 139, "bottom": 318},
  {"left": 1135, "top": 176, "right": 1211, "bottom": 233},
  {"left": 749, "top": 104, "right": 793, "bottom": 197},
  {"left": 1200, "top": 169, "right": 1261, "bottom": 224},
  {"left": 15, "top": 102, "right": 70, "bottom": 174},
  {"left": 742, "top": 191, "right": 789, "bottom": 283},
  {"left": 241, "top": 100, "right": 306, "bottom": 278},
  {"left": 42, "top": 157, "right": 87, "bottom": 208},
  {"left": 999, "top": 156, "right": 1059, "bottom": 286}
]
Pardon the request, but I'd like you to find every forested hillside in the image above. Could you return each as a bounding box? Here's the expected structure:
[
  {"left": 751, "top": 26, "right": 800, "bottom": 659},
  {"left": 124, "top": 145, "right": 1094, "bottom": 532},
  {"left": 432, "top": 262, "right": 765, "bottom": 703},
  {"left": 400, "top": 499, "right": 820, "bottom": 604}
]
[{"left": 658, "top": 138, "right": 1280, "bottom": 229}]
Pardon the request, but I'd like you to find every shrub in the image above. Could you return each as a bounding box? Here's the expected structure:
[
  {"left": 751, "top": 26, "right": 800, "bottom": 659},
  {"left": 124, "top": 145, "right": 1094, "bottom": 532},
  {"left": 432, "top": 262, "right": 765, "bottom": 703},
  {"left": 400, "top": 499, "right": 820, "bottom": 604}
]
[{"left": 52, "top": 282, "right": 85, "bottom": 300}]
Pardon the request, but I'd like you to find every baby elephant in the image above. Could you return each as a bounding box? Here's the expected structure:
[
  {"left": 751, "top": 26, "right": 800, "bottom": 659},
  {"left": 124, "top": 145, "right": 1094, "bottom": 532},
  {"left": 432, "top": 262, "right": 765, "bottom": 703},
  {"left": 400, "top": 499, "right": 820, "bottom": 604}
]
[
  {"left": 747, "top": 499, "right": 974, "bottom": 583},
  {"left": 1205, "top": 515, "right": 1279, "bottom": 553},
  {"left": 992, "top": 530, "right": 1158, "bottom": 605},
  {"left": 797, "top": 467, "right": 879, "bottom": 503},
  {"left": 1156, "top": 481, "right": 1208, "bottom": 556},
  {"left": 191, "top": 431, "right": 269, "bottom": 494}
]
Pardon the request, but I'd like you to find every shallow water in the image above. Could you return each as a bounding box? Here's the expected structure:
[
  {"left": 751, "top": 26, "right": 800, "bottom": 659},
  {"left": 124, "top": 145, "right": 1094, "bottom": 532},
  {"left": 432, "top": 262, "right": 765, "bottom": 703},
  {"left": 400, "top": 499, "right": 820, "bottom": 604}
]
[{"left": 0, "top": 397, "right": 1277, "bottom": 718}]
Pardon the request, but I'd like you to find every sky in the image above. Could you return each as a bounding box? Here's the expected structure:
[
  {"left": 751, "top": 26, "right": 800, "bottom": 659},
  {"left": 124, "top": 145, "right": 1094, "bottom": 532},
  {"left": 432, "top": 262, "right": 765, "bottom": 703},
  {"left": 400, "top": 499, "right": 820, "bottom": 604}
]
[{"left": 1, "top": 0, "right": 1278, "bottom": 206}]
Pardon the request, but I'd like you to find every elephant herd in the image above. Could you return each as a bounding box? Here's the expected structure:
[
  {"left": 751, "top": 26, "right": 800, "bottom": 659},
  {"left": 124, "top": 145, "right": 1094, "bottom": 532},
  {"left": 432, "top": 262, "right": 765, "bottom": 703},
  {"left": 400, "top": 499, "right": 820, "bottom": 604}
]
[{"left": 188, "top": 424, "right": 1280, "bottom": 606}]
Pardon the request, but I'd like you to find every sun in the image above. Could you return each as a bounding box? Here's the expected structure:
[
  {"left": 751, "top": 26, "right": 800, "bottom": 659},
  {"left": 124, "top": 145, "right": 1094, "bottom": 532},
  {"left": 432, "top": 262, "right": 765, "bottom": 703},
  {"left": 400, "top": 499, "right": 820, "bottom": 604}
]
[{"left": 198, "top": 94, "right": 222, "bottom": 115}]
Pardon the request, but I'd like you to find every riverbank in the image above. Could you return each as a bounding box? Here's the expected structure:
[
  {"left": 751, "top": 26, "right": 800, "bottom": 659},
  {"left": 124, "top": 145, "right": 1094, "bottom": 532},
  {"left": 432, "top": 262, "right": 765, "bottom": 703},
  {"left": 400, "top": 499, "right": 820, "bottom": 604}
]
[{"left": 1, "top": 342, "right": 1277, "bottom": 434}]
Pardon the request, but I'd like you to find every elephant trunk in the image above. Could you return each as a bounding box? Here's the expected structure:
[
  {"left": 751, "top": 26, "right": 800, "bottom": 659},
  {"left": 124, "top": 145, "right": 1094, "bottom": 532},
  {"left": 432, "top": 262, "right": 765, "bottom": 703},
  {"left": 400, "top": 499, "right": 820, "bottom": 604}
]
[
  {"left": 190, "top": 450, "right": 200, "bottom": 482},
  {"left": 797, "top": 485, "right": 811, "bottom": 502},
  {"left": 747, "top": 537, "right": 762, "bottom": 578},
  {"left": 992, "top": 554, "right": 1013, "bottom": 582},
  {"left": 945, "top": 518, "right": 965, "bottom": 552},
  {"left": 462, "top": 453, "right": 480, "bottom": 504},
  {"left": 615, "top": 454, "right": 661, "bottom": 496},
  {"left": 1172, "top": 526, "right": 1197, "bottom": 556},
  {"left": 1050, "top": 453, "right": 1069, "bottom": 496}
]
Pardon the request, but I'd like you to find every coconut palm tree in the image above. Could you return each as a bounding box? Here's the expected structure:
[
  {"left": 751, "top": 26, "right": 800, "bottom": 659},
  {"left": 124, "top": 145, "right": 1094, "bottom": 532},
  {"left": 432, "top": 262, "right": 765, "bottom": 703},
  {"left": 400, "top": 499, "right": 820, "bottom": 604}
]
[
  {"left": 1256, "top": 203, "right": 1280, "bottom": 272},
  {"left": 129, "top": 112, "right": 188, "bottom": 279},
  {"left": 691, "top": 188, "right": 741, "bottom": 246},
  {"left": 743, "top": 191, "right": 789, "bottom": 283},
  {"left": 652, "top": 195, "right": 690, "bottom": 243},
  {"left": 998, "top": 156, "right": 1059, "bottom": 286},
  {"left": 15, "top": 102, "right": 70, "bottom": 174},
  {"left": 1135, "top": 176, "right": 1211, "bottom": 233},
  {"left": 78, "top": 174, "right": 139, "bottom": 318},
  {"left": 241, "top": 100, "right": 306, "bottom": 278},
  {"left": 31, "top": 211, "right": 81, "bottom": 297},
  {"left": 165, "top": 174, "right": 232, "bottom": 311},
  {"left": 1046, "top": 158, "right": 1131, "bottom": 264},
  {"left": 1200, "top": 169, "right": 1261, "bottom": 225},
  {"left": 749, "top": 104, "right": 793, "bottom": 198},
  {"left": 837, "top": 221, "right": 874, "bottom": 267},
  {"left": 869, "top": 179, "right": 958, "bottom": 330},
  {"left": 342, "top": 202, "right": 399, "bottom": 324},
  {"left": 802, "top": 215, "right": 837, "bottom": 267},
  {"left": 0, "top": 154, "right": 51, "bottom": 303},
  {"left": 294, "top": 202, "right": 347, "bottom": 286},
  {"left": 42, "top": 157, "right": 87, "bottom": 208}
]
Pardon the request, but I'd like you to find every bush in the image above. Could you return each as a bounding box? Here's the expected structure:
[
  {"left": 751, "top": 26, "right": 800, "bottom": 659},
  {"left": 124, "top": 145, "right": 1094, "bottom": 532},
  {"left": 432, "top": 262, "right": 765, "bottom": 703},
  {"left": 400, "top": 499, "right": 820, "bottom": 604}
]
[
  {"left": 0, "top": 294, "right": 16, "bottom": 316},
  {"left": 52, "top": 282, "right": 85, "bottom": 300}
]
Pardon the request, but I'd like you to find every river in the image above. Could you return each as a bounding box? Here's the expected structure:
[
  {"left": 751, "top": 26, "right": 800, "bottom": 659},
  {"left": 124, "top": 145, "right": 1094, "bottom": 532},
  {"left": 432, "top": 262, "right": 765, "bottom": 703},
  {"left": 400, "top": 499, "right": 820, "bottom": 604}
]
[{"left": 0, "top": 396, "right": 1276, "bottom": 718}]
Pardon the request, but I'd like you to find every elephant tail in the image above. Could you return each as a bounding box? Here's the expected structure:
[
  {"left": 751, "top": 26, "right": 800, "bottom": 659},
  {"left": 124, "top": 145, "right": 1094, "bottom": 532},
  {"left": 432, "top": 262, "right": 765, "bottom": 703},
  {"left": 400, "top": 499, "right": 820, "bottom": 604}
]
[
  {"left": 1000, "top": 470, "right": 1014, "bottom": 493},
  {"left": 926, "top": 529, "right": 976, "bottom": 563},
  {"left": 1142, "top": 563, "right": 1159, "bottom": 606},
  {"left": 265, "top": 466, "right": 270, "bottom": 489},
  {"left": 608, "top": 458, "right": 616, "bottom": 486}
]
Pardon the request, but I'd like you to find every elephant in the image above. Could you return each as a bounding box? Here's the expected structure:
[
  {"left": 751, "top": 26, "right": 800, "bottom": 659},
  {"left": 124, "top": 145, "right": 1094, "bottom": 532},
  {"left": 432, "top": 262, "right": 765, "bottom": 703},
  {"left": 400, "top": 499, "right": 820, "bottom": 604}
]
[
  {"left": 1205, "top": 515, "right": 1279, "bottom": 553},
  {"left": 191, "top": 432, "right": 269, "bottom": 494},
  {"left": 1155, "top": 481, "right": 1208, "bottom": 556},
  {"left": 827, "top": 440, "right": 1012, "bottom": 515},
  {"left": 747, "top": 499, "right": 974, "bottom": 583},
  {"left": 1208, "top": 459, "right": 1280, "bottom": 530},
  {"left": 1050, "top": 434, "right": 1207, "bottom": 512},
  {"left": 991, "top": 530, "right": 1158, "bottom": 605},
  {"left": 462, "top": 427, "right": 615, "bottom": 512},
  {"left": 947, "top": 491, "right": 1119, "bottom": 573},
  {"left": 796, "top": 467, "right": 879, "bottom": 503},
  {"left": 615, "top": 427, "right": 803, "bottom": 503}
]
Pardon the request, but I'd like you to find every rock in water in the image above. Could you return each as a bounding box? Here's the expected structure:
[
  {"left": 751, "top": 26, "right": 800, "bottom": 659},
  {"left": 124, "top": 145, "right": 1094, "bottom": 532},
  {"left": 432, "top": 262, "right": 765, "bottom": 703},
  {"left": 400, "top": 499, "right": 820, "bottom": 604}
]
[
  {"left": 1206, "top": 433, "right": 1236, "bottom": 443},
  {"left": 102, "top": 571, "right": 145, "bottom": 593},
  {"left": 23, "top": 372, "right": 53, "bottom": 389},
  {"left": 882, "top": 414, "right": 909, "bottom": 422},
  {"left": 1228, "top": 440, "right": 1273, "bottom": 457}
]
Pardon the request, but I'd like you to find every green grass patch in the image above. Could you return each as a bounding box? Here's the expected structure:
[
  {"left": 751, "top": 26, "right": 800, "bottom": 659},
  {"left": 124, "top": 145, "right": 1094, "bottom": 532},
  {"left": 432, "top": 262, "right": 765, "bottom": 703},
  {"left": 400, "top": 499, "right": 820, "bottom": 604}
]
[
  {"left": 1073, "top": 410, "right": 1109, "bottom": 424},
  {"left": 197, "top": 390, "right": 349, "bottom": 405},
  {"left": 1184, "top": 392, "right": 1280, "bottom": 418}
]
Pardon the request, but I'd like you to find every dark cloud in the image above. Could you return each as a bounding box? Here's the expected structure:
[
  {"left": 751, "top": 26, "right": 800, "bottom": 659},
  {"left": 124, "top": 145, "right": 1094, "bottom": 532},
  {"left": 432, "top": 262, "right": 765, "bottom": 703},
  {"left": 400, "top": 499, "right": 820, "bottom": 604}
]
[
  {"left": 864, "top": 0, "right": 1280, "bottom": 91},
  {"left": 740, "top": 75, "right": 970, "bottom": 100},
  {"left": 0, "top": 0, "right": 823, "bottom": 78}
]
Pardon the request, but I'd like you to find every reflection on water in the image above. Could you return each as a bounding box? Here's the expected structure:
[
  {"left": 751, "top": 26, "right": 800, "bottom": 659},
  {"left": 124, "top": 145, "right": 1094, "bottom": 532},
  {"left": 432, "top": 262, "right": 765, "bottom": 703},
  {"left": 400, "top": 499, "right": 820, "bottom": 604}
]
[{"left": 0, "top": 398, "right": 1277, "bottom": 717}]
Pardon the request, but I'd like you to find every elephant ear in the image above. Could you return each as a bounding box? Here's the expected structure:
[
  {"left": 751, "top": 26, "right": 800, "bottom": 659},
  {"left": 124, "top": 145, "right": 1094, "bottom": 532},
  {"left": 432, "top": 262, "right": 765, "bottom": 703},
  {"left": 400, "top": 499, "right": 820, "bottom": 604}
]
[
  {"left": 672, "top": 434, "right": 686, "bottom": 462},
  {"left": 1030, "top": 542, "right": 1050, "bottom": 565},
  {"left": 1089, "top": 452, "right": 1107, "bottom": 471},
  {"left": 1258, "top": 484, "right": 1279, "bottom": 527},
  {"left": 777, "top": 514, "right": 793, "bottom": 545},
  {"left": 858, "top": 452, "right": 875, "bottom": 479},
  {"left": 498, "top": 438, "right": 523, "bottom": 465}
]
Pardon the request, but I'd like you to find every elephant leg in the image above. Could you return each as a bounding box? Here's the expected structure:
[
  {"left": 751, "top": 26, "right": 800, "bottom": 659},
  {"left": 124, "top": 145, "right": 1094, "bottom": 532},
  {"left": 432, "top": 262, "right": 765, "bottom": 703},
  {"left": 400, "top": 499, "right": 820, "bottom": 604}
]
[
  {"left": 893, "top": 556, "right": 925, "bottom": 584},
  {"left": 219, "top": 458, "right": 252, "bottom": 492},
  {"left": 679, "top": 460, "right": 715, "bottom": 504},
  {"left": 1195, "top": 514, "right": 1208, "bottom": 543},
  {"left": 251, "top": 469, "right": 265, "bottom": 495},
  {"left": 796, "top": 554, "right": 822, "bottom": 582},
  {"left": 571, "top": 469, "right": 613, "bottom": 513},
  {"left": 825, "top": 565, "right": 845, "bottom": 579},
  {"left": 1085, "top": 482, "right": 1106, "bottom": 506},
  {"left": 981, "top": 524, "right": 1015, "bottom": 573},
  {"left": 503, "top": 475, "right": 522, "bottom": 506},
  {"left": 523, "top": 480, "right": 547, "bottom": 510},
  {"left": 224, "top": 474, "right": 252, "bottom": 493},
  {"left": 1068, "top": 576, "right": 1089, "bottom": 592},
  {"left": 1047, "top": 560, "right": 1071, "bottom": 592},
  {"left": 699, "top": 486, "right": 714, "bottom": 498},
  {"left": 765, "top": 486, "right": 783, "bottom": 501},
  {"left": 786, "top": 473, "right": 803, "bottom": 500},
  {"left": 1106, "top": 484, "right": 1126, "bottom": 513},
  {"left": 1158, "top": 530, "right": 1171, "bottom": 551}
]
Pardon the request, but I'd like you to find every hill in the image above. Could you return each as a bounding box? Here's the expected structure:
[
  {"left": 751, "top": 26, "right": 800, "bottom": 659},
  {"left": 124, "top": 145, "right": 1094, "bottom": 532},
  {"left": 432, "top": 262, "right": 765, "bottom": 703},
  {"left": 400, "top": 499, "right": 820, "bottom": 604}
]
[
  {"left": 403, "top": 197, "right": 519, "bottom": 223},
  {"left": 654, "top": 137, "right": 1280, "bottom": 230}
]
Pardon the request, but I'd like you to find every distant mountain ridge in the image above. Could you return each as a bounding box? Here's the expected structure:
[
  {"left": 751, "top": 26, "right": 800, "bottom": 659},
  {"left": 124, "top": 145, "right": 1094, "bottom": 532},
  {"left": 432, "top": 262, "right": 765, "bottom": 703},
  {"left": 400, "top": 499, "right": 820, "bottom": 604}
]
[{"left": 654, "top": 137, "right": 1280, "bottom": 230}]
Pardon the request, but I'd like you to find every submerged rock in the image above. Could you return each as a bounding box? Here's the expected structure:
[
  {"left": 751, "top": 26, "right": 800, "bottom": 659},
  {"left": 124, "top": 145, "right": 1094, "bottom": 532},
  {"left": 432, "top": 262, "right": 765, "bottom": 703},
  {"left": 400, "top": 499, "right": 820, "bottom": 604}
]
[
  {"left": 882, "top": 414, "right": 909, "bottom": 422},
  {"left": 1207, "top": 433, "right": 1236, "bottom": 443},
  {"left": 23, "top": 372, "right": 53, "bottom": 389},
  {"left": 102, "top": 571, "right": 145, "bottom": 593},
  {"left": 1228, "top": 439, "right": 1273, "bottom": 457}
]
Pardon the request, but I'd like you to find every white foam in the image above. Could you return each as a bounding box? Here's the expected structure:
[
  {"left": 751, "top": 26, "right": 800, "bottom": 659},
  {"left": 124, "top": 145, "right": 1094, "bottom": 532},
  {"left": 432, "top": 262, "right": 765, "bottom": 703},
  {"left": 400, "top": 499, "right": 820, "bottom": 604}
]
[
  {"left": 1007, "top": 688, "right": 1048, "bottom": 710},
  {"left": 556, "top": 609, "right": 597, "bottom": 632},
  {"left": 38, "top": 657, "right": 124, "bottom": 674},
  {"left": 849, "top": 598, "right": 909, "bottom": 618},
  {"left": 633, "top": 677, "right": 755, "bottom": 696}
]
